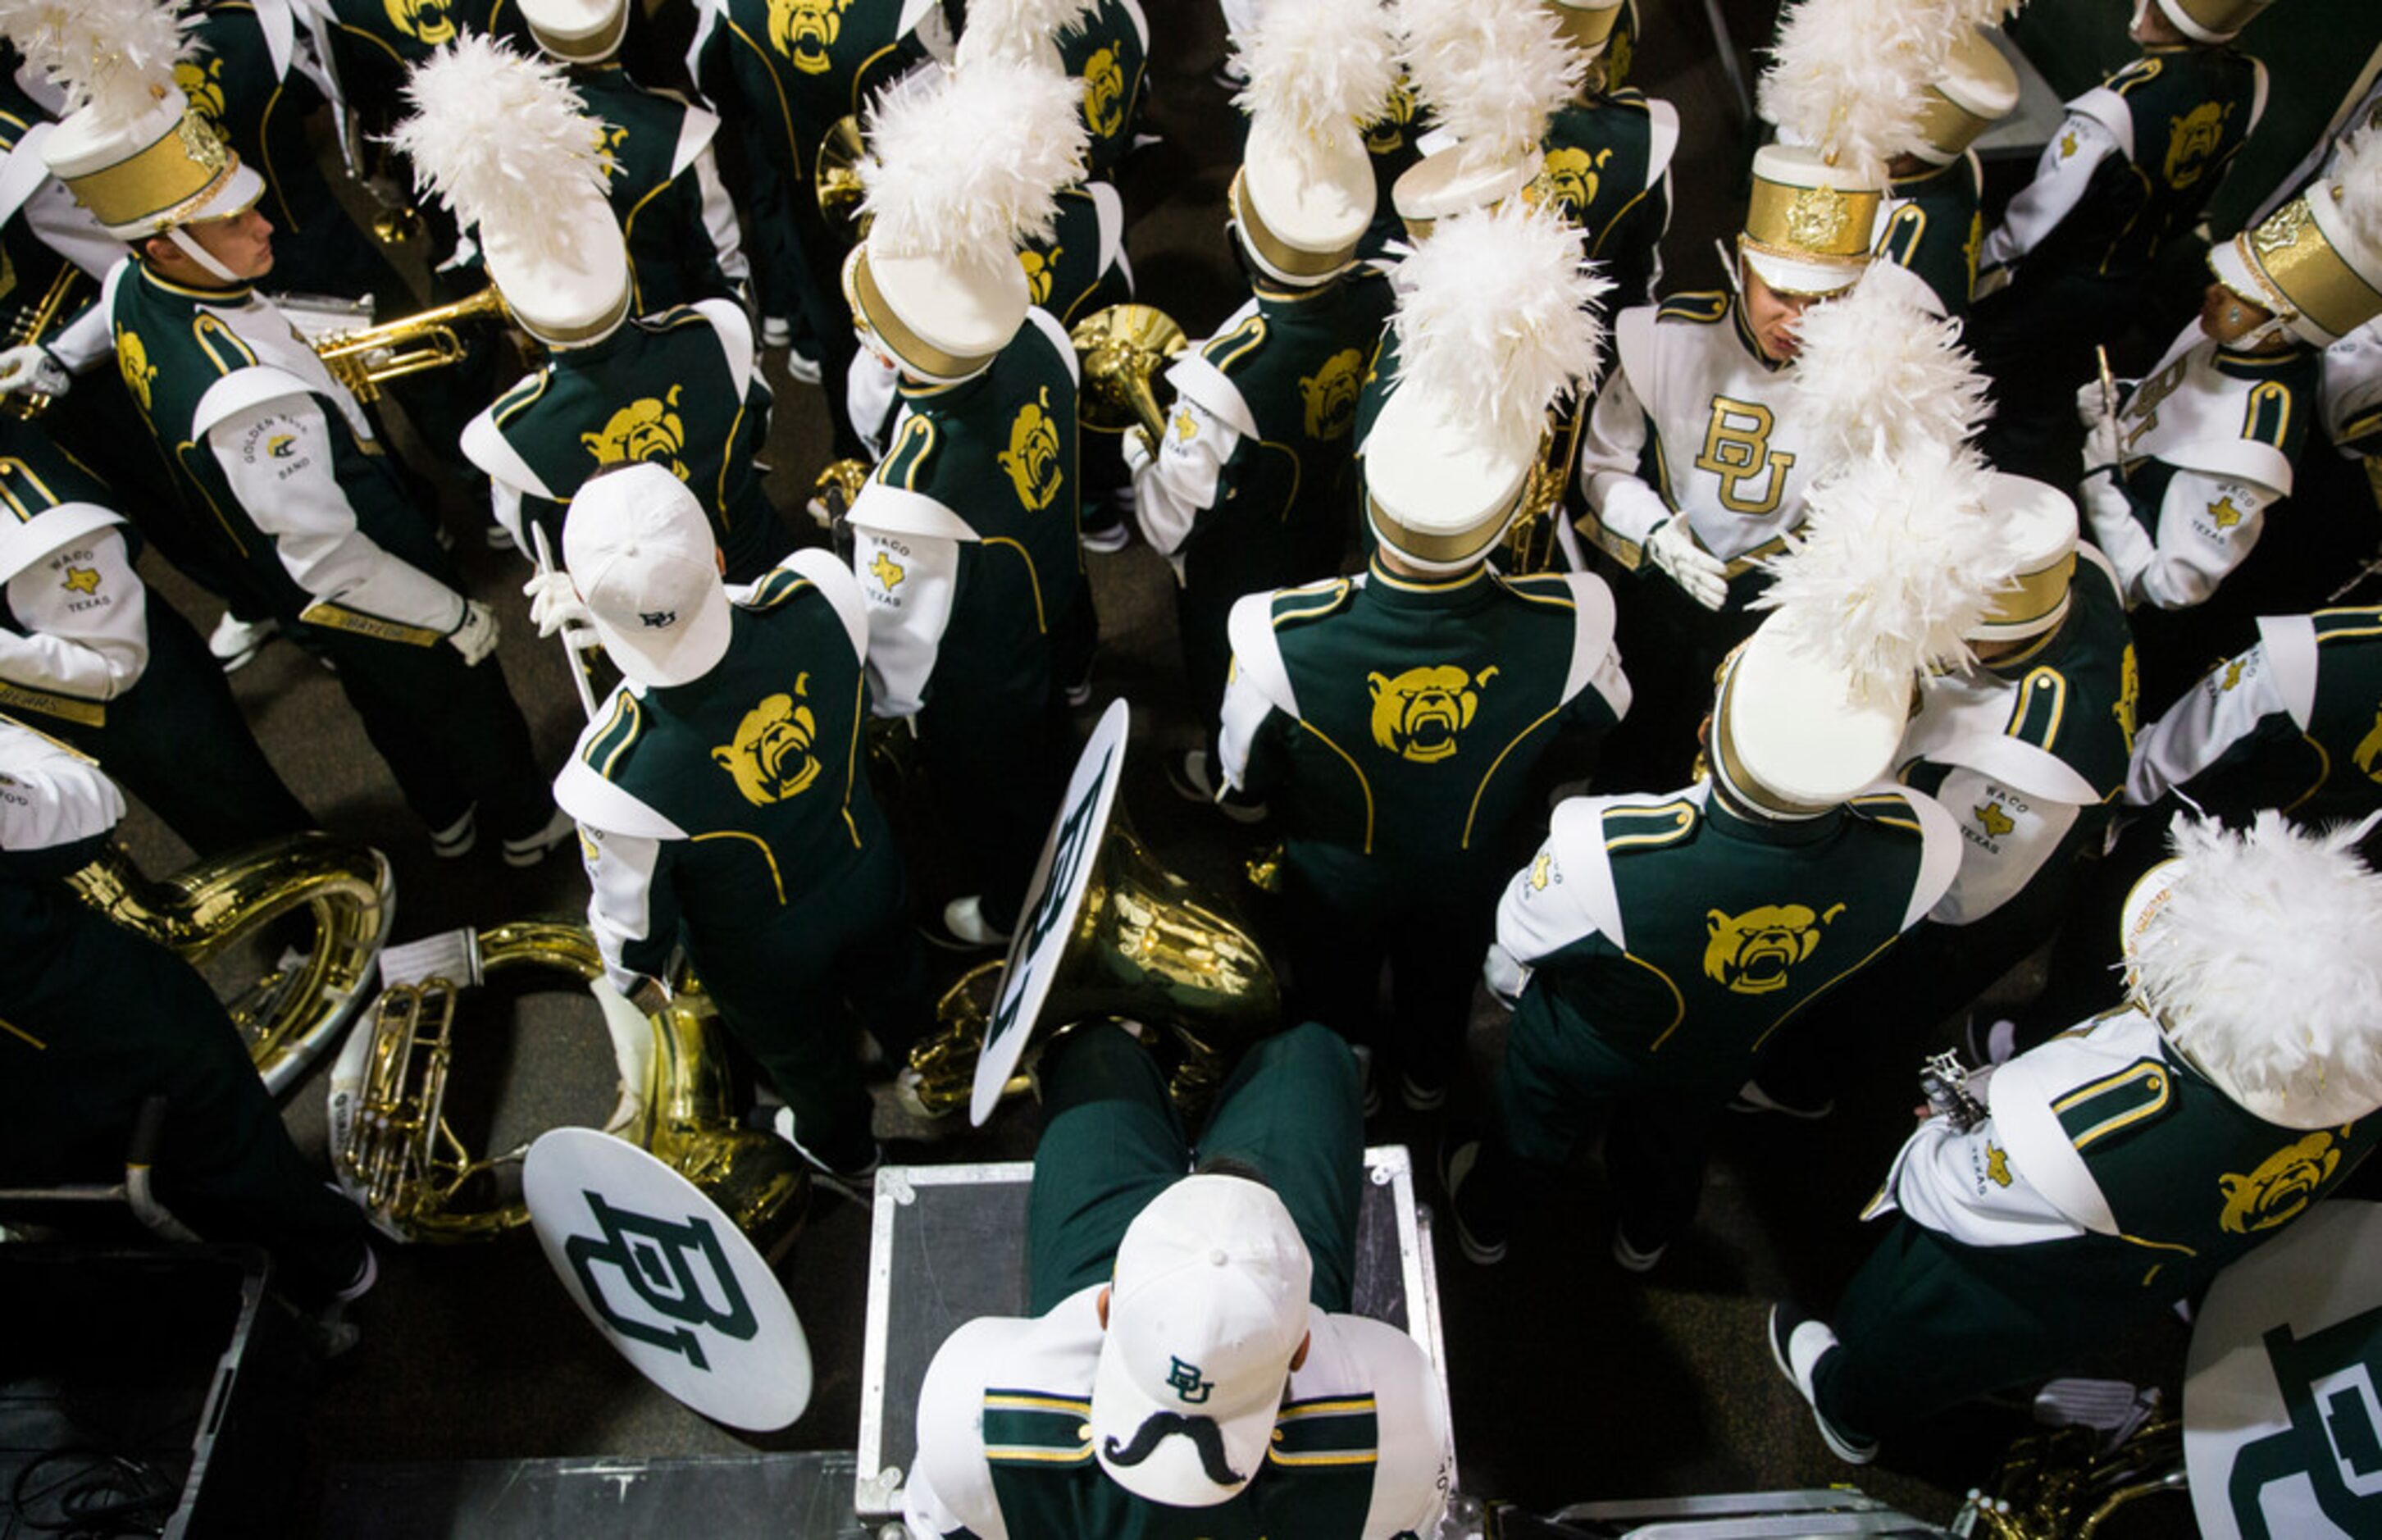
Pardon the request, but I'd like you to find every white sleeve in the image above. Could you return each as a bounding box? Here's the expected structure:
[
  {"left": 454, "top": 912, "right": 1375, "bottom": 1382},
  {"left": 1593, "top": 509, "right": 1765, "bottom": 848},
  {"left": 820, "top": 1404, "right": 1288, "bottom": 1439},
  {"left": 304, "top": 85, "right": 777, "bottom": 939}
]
[
  {"left": 1924, "top": 764, "right": 2082, "bottom": 926},
  {"left": 577, "top": 822, "right": 669, "bottom": 998},
  {"left": 1979, "top": 114, "right": 2120, "bottom": 274},
  {"left": 1215, "top": 660, "right": 1279, "bottom": 791},
  {"left": 2126, "top": 637, "right": 2286, "bottom": 805},
  {"left": 0, "top": 720, "right": 124, "bottom": 850},
  {"left": 0, "top": 526, "right": 149, "bottom": 699},
  {"left": 1578, "top": 366, "right": 1671, "bottom": 556},
  {"left": 209, "top": 395, "right": 467, "bottom": 633},
  {"left": 850, "top": 524, "right": 959, "bottom": 718},
  {"left": 1132, "top": 394, "right": 1237, "bottom": 567},
  {"left": 1879, "top": 1116, "right": 2089, "bottom": 1249},
  {"left": 690, "top": 143, "right": 750, "bottom": 287},
  {"left": 42, "top": 284, "right": 116, "bottom": 373},
  {"left": 2081, "top": 463, "right": 2275, "bottom": 613},
  {"left": 1492, "top": 804, "right": 1615, "bottom": 976}
]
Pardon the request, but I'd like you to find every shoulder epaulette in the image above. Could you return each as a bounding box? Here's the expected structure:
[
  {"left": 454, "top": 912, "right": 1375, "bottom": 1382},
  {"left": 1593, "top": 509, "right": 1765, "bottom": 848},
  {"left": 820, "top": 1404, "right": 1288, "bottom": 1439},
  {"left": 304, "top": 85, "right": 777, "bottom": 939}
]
[
  {"left": 1846, "top": 791, "right": 1926, "bottom": 835},
  {"left": 490, "top": 371, "right": 550, "bottom": 429},
  {"left": 2234, "top": 375, "right": 2298, "bottom": 452},
  {"left": 1201, "top": 312, "right": 1268, "bottom": 375},
  {"left": 875, "top": 412, "right": 940, "bottom": 490},
  {"left": 581, "top": 690, "right": 644, "bottom": 779},
  {"left": 1269, "top": 1394, "right": 1382, "bottom": 1468},
  {"left": 980, "top": 1389, "right": 1094, "bottom": 1466},
  {"left": 2052, "top": 1055, "right": 2175, "bottom": 1151},
  {"left": 2002, "top": 665, "right": 2073, "bottom": 751},
  {"left": 0, "top": 110, "right": 28, "bottom": 154},
  {"left": 2311, "top": 607, "right": 2382, "bottom": 646},
  {"left": 1268, "top": 576, "right": 1353, "bottom": 630},
  {"left": 1656, "top": 291, "right": 1729, "bottom": 325},
  {"left": 1602, "top": 797, "right": 1699, "bottom": 854},
  {"left": 2106, "top": 56, "right": 2164, "bottom": 97},
  {"left": 1492, "top": 572, "right": 1577, "bottom": 610},
  {"left": 191, "top": 313, "right": 257, "bottom": 376},
  {"left": 634, "top": 306, "right": 712, "bottom": 336},
  {"left": 741, "top": 567, "right": 813, "bottom": 613}
]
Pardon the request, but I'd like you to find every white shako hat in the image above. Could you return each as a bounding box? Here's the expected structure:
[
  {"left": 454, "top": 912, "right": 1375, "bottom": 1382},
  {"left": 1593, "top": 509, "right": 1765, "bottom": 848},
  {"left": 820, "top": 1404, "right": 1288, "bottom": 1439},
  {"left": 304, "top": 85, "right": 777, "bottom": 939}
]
[
  {"left": 11, "top": 0, "right": 264, "bottom": 241},
  {"left": 1387, "top": 0, "right": 1577, "bottom": 237},
  {"left": 1910, "top": 24, "right": 2020, "bottom": 166},
  {"left": 1225, "top": 0, "right": 1397, "bottom": 286},
  {"left": 2209, "top": 125, "right": 2382, "bottom": 349},
  {"left": 2120, "top": 811, "right": 2382, "bottom": 1130},
  {"left": 391, "top": 35, "right": 630, "bottom": 349},
  {"left": 1710, "top": 617, "right": 1906, "bottom": 817},
  {"left": 1365, "top": 197, "right": 1608, "bottom": 573},
  {"left": 1543, "top": 0, "right": 1626, "bottom": 59},
  {"left": 519, "top": 0, "right": 629, "bottom": 63},
  {"left": 2146, "top": 0, "right": 2275, "bottom": 44},
  {"left": 1089, "top": 1175, "right": 1312, "bottom": 1508},
  {"left": 954, "top": 0, "right": 1097, "bottom": 74},
  {"left": 1970, "top": 474, "right": 2079, "bottom": 644},
  {"left": 845, "top": 60, "right": 1086, "bottom": 384},
  {"left": 563, "top": 462, "right": 733, "bottom": 688}
]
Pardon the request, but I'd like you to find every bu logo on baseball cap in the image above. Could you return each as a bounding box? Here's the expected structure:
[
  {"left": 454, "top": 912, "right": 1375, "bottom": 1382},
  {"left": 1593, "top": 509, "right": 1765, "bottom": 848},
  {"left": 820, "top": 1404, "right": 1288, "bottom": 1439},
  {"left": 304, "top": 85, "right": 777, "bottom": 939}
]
[
  {"left": 1165, "top": 1355, "right": 1214, "bottom": 1404},
  {"left": 564, "top": 463, "right": 732, "bottom": 688},
  {"left": 640, "top": 609, "right": 678, "bottom": 629}
]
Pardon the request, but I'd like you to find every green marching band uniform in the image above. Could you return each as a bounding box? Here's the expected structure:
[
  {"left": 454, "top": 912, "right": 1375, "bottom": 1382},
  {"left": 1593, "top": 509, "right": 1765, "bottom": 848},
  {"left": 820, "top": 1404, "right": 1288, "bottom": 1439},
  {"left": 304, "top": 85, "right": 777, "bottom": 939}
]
[
  {"left": 0, "top": 719, "right": 371, "bottom": 1305},
  {"left": 1872, "top": 151, "right": 1987, "bottom": 320},
  {"left": 1534, "top": 84, "right": 1676, "bottom": 314},
  {"left": 559, "top": 61, "right": 751, "bottom": 317},
  {"left": 461, "top": 298, "right": 794, "bottom": 581},
  {"left": 1055, "top": 0, "right": 1149, "bottom": 186},
  {"left": 0, "top": 414, "right": 312, "bottom": 855}
]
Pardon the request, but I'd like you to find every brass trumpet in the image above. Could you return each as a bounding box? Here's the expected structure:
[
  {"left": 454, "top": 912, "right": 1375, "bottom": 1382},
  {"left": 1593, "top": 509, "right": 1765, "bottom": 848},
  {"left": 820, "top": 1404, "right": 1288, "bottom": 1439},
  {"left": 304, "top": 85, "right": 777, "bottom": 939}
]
[
  {"left": 329, "top": 921, "right": 807, "bottom": 1246},
  {"left": 815, "top": 115, "right": 868, "bottom": 247},
  {"left": 312, "top": 285, "right": 512, "bottom": 403},
  {"left": 2, "top": 266, "right": 85, "bottom": 421},
  {"left": 68, "top": 834, "right": 394, "bottom": 1095},
  {"left": 1070, "top": 303, "right": 1187, "bottom": 449}
]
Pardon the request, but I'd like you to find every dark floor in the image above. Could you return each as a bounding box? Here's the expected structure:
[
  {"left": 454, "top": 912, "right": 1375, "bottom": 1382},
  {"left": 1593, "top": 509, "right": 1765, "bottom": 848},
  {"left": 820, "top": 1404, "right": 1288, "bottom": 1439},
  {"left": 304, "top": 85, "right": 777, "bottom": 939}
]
[{"left": 85, "top": 1, "right": 2208, "bottom": 1533}]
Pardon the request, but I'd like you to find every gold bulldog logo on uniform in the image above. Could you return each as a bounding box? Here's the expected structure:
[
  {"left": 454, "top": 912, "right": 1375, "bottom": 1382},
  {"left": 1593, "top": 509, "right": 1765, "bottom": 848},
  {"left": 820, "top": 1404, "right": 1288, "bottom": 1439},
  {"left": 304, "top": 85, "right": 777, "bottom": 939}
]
[
  {"left": 583, "top": 385, "right": 691, "bottom": 479},
  {"left": 2219, "top": 1129, "right": 2345, "bottom": 1234},
  {"left": 116, "top": 329, "right": 158, "bottom": 415},
  {"left": 1299, "top": 349, "right": 1364, "bottom": 441},
  {"left": 1702, "top": 902, "right": 1846, "bottom": 996},
  {"left": 1369, "top": 664, "right": 1496, "bottom": 764},
  {"left": 593, "top": 122, "right": 631, "bottom": 179},
  {"left": 768, "top": 0, "right": 854, "bottom": 74},
  {"left": 384, "top": 0, "right": 457, "bottom": 46},
  {"left": 1530, "top": 146, "right": 1611, "bottom": 218},
  {"left": 2165, "top": 101, "right": 2231, "bottom": 190},
  {"left": 2354, "top": 710, "right": 2382, "bottom": 782},
  {"left": 1082, "top": 44, "right": 1127, "bottom": 139},
  {"left": 712, "top": 682, "right": 822, "bottom": 805},
  {"left": 2116, "top": 644, "right": 2140, "bottom": 754},
  {"left": 1363, "top": 80, "right": 1416, "bottom": 157},
  {"left": 999, "top": 386, "right": 1064, "bottom": 510},
  {"left": 175, "top": 58, "right": 227, "bottom": 127},
  {"left": 1019, "top": 248, "right": 1059, "bottom": 307}
]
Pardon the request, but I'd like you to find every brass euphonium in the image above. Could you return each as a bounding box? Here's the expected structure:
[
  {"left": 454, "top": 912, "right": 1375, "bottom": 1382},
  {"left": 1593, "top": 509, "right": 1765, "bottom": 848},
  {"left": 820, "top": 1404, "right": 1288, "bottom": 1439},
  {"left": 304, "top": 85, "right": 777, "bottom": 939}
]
[
  {"left": 815, "top": 115, "right": 868, "bottom": 247},
  {"left": 68, "top": 834, "right": 394, "bottom": 1095},
  {"left": 326, "top": 922, "right": 807, "bottom": 1247},
  {"left": 1498, "top": 391, "right": 1589, "bottom": 576},
  {"left": 1070, "top": 303, "right": 1188, "bottom": 450},
  {"left": 312, "top": 285, "right": 512, "bottom": 403},
  {"left": 1956, "top": 1416, "right": 2188, "bottom": 1539}
]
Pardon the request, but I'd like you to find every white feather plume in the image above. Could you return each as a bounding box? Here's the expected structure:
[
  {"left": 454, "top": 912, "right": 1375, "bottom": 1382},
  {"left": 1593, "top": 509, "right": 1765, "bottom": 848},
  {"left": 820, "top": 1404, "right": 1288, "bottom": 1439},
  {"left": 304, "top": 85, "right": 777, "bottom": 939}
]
[
  {"left": 389, "top": 36, "right": 609, "bottom": 263},
  {"left": 1757, "top": 0, "right": 1939, "bottom": 181},
  {"left": 954, "top": 0, "right": 1097, "bottom": 69},
  {"left": 862, "top": 61, "right": 1086, "bottom": 259},
  {"left": 1395, "top": 0, "right": 1579, "bottom": 171},
  {"left": 0, "top": 0, "right": 193, "bottom": 125},
  {"left": 2327, "top": 123, "right": 2382, "bottom": 259},
  {"left": 2137, "top": 812, "right": 2382, "bottom": 1128},
  {"left": 1942, "top": 0, "right": 2026, "bottom": 24},
  {"left": 1391, "top": 198, "right": 1610, "bottom": 460},
  {"left": 1788, "top": 270, "right": 1993, "bottom": 467},
  {"left": 1751, "top": 438, "right": 2005, "bottom": 697},
  {"left": 1233, "top": 0, "right": 1399, "bottom": 163}
]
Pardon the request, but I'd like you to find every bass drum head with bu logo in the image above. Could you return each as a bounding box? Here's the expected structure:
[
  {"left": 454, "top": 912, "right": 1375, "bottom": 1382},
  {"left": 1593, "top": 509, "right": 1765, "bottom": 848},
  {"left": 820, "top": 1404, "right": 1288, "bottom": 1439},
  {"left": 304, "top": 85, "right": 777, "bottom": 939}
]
[
  {"left": 524, "top": 1127, "right": 813, "bottom": 1430},
  {"left": 972, "top": 699, "right": 1130, "bottom": 1125}
]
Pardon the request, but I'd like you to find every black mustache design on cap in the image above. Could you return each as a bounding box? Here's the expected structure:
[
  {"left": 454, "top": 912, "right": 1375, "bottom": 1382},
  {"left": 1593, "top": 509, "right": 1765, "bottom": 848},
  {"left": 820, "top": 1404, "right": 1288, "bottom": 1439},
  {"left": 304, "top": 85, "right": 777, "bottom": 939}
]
[{"left": 1102, "top": 1410, "right": 1246, "bottom": 1487}]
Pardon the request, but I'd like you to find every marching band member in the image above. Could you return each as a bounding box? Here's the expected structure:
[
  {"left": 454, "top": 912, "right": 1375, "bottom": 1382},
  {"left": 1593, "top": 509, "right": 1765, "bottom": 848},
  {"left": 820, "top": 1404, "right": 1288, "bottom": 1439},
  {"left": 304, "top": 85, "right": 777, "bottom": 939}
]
[
  {"left": 1868, "top": 17, "right": 2020, "bottom": 321},
  {"left": 398, "top": 39, "right": 792, "bottom": 581},
  {"left": 0, "top": 718, "right": 374, "bottom": 1309},
  {"left": 843, "top": 61, "right": 1091, "bottom": 950},
  {"left": 1773, "top": 813, "right": 2382, "bottom": 1463},
  {"left": 903, "top": 1021, "right": 1452, "bottom": 1538},
  {"left": 1136, "top": 0, "right": 1398, "bottom": 805},
  {"left": 1217, "top": 198, "right": 1628, "bottom": 1115},
  {"left": 1536, "top": 0, "right": 1676, "bottom": 315},
  {"left": 546, "top": 463, "right": 931, "bottom": 1182},
  {"left": 0, "top": 0, "right": 567, "bottom": 866}
]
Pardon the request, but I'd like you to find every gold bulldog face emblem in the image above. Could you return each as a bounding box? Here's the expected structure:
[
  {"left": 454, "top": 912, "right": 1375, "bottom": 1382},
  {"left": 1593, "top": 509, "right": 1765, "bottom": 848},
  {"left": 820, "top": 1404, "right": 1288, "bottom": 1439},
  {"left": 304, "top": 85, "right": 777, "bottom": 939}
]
[
  {"left": 1369, "top": 663, "right": 1496, "bottom": 764},
  {"left": 1082, "top": 44, "right": 1127, "bottom": 139},
  {"left": 1364, "top": 80, "right": 1416, "bottom": 156},
  {"left": 2219, "top": 1130, "right": 2343, "bottom": 1235},
  {"left": 768, "top": 0, "right": 853, "bottom": 75},
  {"left": 384, "top": 0, "right": 457, "bottom": 46},
  {"left": 2356, "top": 708, "right": 2382, "bottom": 783},
  {"left": 999, "top": 386, "right": 1064, "bottom": 511},
  {"left": 583, "top": 385, "right": 690, "bottom": 479},
  {"left": 1019, "top": 247, "right": 1060, "bottom": 307},
  {"left": 712, "top": 685, "right": 822, "bottom": 805},
  {"left": 175, "top": 58, "right": 227, "bottom": 128},
  {"left": 1530, "top": 146, "right": 1610, "bottom": 218},
  {"left": 1299, "top": 349, "right": 1364, "bottom": 441},
  {"left": 116, "top": 328, "right": 158, "bottom": 415},
  {"left": 2165, "top": 101, "right": 2230, "bottom": 189},
  {"left": 1703, "top": 902, "right": 1845, "bottom": 996}
]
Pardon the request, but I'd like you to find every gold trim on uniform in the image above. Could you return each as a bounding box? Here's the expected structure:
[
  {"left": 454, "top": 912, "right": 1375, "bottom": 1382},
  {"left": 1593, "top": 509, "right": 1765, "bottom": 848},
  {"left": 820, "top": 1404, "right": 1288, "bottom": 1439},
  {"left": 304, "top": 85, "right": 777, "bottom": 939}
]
[
  {"left": 297, "top": 600, "right": 446, "bottom": 648},
  {"left": 65, "top": 110, "right": 239, "bottom": 233},
  {"left": 0, "top": 681, "right": 103, "bottom": 727}
]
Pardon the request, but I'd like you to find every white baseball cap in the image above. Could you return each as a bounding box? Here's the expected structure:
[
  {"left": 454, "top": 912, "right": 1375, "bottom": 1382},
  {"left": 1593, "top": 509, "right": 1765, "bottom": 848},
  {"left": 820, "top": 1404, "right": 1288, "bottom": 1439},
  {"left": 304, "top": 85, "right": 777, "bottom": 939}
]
[
  {"left": 1091, "top": 1175, "right": 1313, "bottom": 1507},
  {"left": 562, "top": 464, "right": 732, "bottom": 688}
]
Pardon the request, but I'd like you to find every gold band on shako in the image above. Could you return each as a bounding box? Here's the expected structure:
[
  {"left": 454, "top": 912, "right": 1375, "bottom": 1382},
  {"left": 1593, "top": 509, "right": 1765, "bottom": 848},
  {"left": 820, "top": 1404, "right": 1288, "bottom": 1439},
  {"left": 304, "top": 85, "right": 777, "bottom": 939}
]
[
  {"left": 1742, "top": 175, "right": 1881, "bottom": 268},
  {"left": 1979, "top": 549, "right": 2077, "bottom": 633},
  {"left": 1709, "top": 654, "right": 1831, "bottom": 819},
  {"left": 843, "top": 245, "right": 998, "bottom": 383},
  {"left": 1364, "top": 489, "right": 1519, "bottom": 568},
  {"left": 1545, "top": 1, "right": 1623, "bottom": 56},
  {"left": 1912, "top": 87, "right": 1997, "bottom": 161},
  {"left": 505, "top": 280, "right": 631, "bottom": 349},
  {"left": 1227, "top": 168, "right": 1355, "bottom": 283},
  {"left": 2163, "top": 0, "right": 2268, "bottom": 43},
  {"left": 66, "top": 108, "right": 239, "bottom": 235},
  {"left": 2232, "top": 196, "right": 2382, "bottom": 344}
]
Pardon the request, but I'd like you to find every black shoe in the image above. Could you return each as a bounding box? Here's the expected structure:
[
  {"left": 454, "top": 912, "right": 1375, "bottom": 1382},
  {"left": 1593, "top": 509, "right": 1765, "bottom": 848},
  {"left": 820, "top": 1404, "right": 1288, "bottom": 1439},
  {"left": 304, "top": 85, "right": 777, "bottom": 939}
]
[
  {"left": 1729, "top": 1078, "right": 1834, "bottom": 1119},
  {"left": 1611, "top": 1223, "right": 1667, "bottom": 1273},
  {"left": 1767, "top": 1303, "right": 1878, "bottom": 1465},
  {"left": 1438, "top": 1140, "right": 1507, "bottom": 1265},
  {"left": 1166, "top": 749, "right": 1267, "bottom": 824}
]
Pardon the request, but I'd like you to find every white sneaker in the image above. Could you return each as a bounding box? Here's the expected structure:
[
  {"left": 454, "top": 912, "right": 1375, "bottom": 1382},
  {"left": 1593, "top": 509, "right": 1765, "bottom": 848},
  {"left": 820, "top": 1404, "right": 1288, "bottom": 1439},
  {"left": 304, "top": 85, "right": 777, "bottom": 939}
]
[
  {"left": 501, "top": 808, "right": 576, "bottom": 868},
  {"left": 1767, "top": 1304, "right": 1878, "bottom": 1464},
  {"left": 1165, "top": 749, "right": 1268, "bottom": 824},
  {"left": 782, "top": 348, "right": 823, "bottom": 385},
  {"left": 209, "top": 612, "right": 278, "bottom": 672},
  {"left": 430, "top": 806, "right": 477, "bottom": 859},
  {"left": 925, "top": 895, "right": 1011, "bottom": 951},
  {"left": 1081, "top": 520, "right": 1131, "bottom": 554}
]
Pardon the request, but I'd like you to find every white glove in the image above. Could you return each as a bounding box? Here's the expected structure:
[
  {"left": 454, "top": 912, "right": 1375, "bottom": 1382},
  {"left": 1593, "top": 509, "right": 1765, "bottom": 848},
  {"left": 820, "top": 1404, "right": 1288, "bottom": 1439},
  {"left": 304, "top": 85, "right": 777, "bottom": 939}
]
[
  {"left": 2077, "top": 380, "right": 2122, "bottom": 474},
  {"left": 1646, "top": 514, "right": 1729, "bottom": 611},
  {"left": 521, "top": 569, "right": 592, "bottom": 639},
  {"left": 0, "top": 344, "right": 71, "bottom": 399},
  {"left": 446, "top": 599, "right": 499, "bottom": 665},
  {"left": 1121, "top": 424, "right": 1155, "bottom": 476}
]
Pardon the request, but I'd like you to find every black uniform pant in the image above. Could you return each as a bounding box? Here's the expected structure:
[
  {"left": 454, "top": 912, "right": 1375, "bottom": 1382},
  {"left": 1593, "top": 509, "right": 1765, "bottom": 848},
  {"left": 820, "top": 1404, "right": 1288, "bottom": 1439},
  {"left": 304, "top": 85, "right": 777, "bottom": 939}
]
[
  {"left": 1595, "top": 559, "right": 1765, "bottom": 795},
  {"left": 0, "top": 883, "right": 370, "bottom": 1305},
  {"left": 919, "top": 677, "right": 1070, "bottom": 935},
  {"left": 317, "top": 628, "right": 552, "bottom": 843}
]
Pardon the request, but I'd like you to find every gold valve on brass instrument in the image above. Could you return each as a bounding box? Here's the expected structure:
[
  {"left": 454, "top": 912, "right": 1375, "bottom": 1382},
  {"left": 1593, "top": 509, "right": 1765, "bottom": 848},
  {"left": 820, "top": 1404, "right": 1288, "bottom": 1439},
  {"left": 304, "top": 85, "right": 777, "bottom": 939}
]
[
  {"left": 1497, "top": 390, "right": 1590, "bottom": 576},
  {"left": 329, "top": 921, "right": 808, "bottom": 1246},
  {"left": 815, "top": 115, "right": 868, "bottom": 247},
  {"left": 809, "top": 456, "right": 870, "bottom": 527},
  {"left": 312, "top": 285, "right": 512, "bottom": 403},
  {"left": 2, "top": 266, "right": 87, "bottom": 422},
  {"left": 68, "top": 833, "right": 394, "bottom": 1095},
  {"left": 1956, "top": 1416, "right": 2187, "bottom": 1539},
  {"left": 1070, "top": 303, "right": 1187, "bottom": 452}
]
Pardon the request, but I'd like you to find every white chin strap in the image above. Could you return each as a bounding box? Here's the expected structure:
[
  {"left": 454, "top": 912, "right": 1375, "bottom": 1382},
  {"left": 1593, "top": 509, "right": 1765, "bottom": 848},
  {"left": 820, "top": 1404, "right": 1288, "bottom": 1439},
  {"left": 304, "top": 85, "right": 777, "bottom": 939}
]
[{"left": 165, "top": 226, "right": 242, "bottom": 285}]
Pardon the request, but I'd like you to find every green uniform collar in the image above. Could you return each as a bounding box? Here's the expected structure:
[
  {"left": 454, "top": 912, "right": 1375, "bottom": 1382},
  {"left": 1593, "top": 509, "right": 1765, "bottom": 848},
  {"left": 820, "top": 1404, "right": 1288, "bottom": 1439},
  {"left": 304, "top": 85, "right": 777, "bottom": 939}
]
[
  {"left": 1364, "top": 555, "right": 1492, "bottom": 605},
  {"left": 1705, "top": 786, "right": 1843, "bottom": 846},
  {"left": 133, "top": 259, "right": 253, "bottom": 306}
]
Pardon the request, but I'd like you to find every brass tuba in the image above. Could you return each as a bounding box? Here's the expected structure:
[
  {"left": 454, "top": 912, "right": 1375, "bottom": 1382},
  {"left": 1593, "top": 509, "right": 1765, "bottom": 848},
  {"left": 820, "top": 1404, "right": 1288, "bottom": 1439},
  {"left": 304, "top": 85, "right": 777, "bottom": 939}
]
[
  {"left": 1071, "top": 303, "right": 1187, "bottom": 450},
  {"left": 69, "top": 835, "right": 393, "bottom": 1096},
  {"left": 326, "top": 921, "right": 807, "bottom": 1248},
  {"left": 312, "top": 286, "right": 512, "bottom": 403},
  {"left": 1956, "top": 1416, "right": 2188, "bottom": 1538}
]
